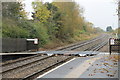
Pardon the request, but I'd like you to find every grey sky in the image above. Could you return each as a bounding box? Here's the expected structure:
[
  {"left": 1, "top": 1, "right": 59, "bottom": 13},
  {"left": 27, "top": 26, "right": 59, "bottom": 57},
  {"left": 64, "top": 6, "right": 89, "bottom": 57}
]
[{"left": 23, "top": 0, "right": 118, "bottom": 30}]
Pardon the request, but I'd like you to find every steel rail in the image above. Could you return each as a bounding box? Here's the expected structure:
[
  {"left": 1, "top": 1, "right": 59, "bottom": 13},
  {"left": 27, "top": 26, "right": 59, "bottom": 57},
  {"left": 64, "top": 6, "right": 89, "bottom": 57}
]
[
  {"left": 1, "top": 55, "right": 54, "bottom": 75},
  {"left": 2, "top": 54, "right": 41, "bottom": 66},
  {"left": 57, "top": 34, "right": 109, "bottom": 51}
]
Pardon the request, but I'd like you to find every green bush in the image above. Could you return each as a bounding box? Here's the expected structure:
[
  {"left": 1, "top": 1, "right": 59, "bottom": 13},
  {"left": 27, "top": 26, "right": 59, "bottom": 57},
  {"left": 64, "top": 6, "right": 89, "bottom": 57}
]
[{"left": 33, "top": 22, "right": 50, "bottom": 46}]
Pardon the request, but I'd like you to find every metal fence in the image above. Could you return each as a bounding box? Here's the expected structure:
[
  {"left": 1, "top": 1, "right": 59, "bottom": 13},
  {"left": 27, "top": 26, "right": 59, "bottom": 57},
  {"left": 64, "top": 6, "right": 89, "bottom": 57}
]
[
  {"left": 109, "top": 38, "right": 120, "bottom": 54},
  {"left": 0, "top": 38, "right": 39, "bottom": 53}
]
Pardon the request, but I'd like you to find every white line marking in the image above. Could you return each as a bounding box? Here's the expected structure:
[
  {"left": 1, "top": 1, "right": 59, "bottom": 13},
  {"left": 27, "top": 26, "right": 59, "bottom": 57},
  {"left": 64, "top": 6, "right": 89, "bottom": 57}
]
[{"left": 37, "top": 58, "right": 76, "bottom": 78}]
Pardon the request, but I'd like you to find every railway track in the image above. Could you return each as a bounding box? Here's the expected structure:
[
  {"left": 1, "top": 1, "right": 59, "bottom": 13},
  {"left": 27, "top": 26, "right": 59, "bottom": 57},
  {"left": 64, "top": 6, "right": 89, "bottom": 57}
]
[
  {"left": 2, "top": 55, "right": 72, "bottom": 79},
  {"left": 1, "top": 55, "right": 50, "bottom": 74},
  {"left": 56, "top": 34, "right": 109, "bottom": 51},
  {"left": 1, "top": 34, "right": 110, "bottom": 79},
  {"left": 1, "top": 54, "right": 44, "bottom": 66},
  {"left": 21, "top": 39, "right": 109, "bottom": 80}
]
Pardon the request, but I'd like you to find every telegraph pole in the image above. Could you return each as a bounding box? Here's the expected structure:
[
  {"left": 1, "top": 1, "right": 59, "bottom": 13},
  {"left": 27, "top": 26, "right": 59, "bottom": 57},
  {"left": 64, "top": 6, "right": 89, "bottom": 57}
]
[
  {"left": 118, "top": 1, "right": 120, "bottom": 27},
  {"left": 118, "top": 0, "right": 120, "bottom": 38}
]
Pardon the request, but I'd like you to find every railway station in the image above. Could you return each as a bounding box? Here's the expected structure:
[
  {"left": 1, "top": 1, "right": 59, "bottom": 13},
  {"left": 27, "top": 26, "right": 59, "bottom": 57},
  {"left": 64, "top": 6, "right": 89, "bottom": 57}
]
[
  {"left": 1, "top": 0, "right": 120, "bottom": 80},
  {"left": 0, "top": 34, "right": 119, "bottom": 79}
]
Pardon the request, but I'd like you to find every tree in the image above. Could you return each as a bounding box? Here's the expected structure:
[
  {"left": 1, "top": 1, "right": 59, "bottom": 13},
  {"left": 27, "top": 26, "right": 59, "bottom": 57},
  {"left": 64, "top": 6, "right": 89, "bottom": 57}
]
[
  {"left": 45, "top": 2, "right": 63, "bottom": 39},
  {"left": 2, "top": 2, "right": 27, "bottom": 19},
  {"left": 53, "top": 1, "right": 86, "bottom": 40},
  {"left": 32, "top": 1, "right": 51, "bottom": 23},
  {"left": 106, "top": 26, "right": 113, "bottom": 32}
]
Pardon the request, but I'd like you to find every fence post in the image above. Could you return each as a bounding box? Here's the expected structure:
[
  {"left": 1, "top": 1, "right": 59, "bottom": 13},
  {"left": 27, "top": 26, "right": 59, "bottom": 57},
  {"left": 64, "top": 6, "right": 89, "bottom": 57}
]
[
  {"left": 109, "top": 38, "right": 112, "bottom": 55},
  {"left": 109, "top": 45, "right": 111, "bottom": 55}
]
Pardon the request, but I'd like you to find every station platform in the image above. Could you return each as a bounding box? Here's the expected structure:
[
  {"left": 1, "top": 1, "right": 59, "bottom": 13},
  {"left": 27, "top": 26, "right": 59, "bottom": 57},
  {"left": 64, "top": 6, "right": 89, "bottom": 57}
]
[
  {"left": 1, "top": 50, "right": 118, "bottom": 56},
  {"left": 0, "top": 52, "right": 37, "bottom": 55},
  {"left": 0, "top": 51, "right": 100, "bottom": 56},
  {"left": 36, "top": 51, "right": 100, "bottom": 56},
  {"left": 37, "top": 52, "right": 119, "bottom": 79}
]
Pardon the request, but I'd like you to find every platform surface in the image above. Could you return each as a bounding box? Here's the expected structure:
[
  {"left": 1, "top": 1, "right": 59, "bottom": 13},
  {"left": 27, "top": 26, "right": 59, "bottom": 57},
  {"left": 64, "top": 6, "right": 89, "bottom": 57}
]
[
  {"left": 36, "top": 51, "right": 101, "bottom": 57},
  {"left": 37, "top": 52, "right": 118, "bottom": 78}
]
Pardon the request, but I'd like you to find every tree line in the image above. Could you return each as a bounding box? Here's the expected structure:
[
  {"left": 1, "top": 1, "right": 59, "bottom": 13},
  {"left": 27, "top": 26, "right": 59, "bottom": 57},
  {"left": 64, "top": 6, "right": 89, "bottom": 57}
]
[{"left": 2, "top": 0, "right": 103, "bottom": 47}]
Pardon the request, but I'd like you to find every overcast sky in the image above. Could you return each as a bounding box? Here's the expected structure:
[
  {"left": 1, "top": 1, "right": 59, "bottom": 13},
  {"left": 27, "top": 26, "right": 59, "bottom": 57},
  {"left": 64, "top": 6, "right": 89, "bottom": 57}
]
[{"left": 23, "top": 0, "right": 118, "bottom": 30}]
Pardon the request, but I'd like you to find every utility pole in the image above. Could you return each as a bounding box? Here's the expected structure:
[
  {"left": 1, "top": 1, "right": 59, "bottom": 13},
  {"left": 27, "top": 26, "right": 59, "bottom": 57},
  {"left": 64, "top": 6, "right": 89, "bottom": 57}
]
[
  {"left": 118, "top": 1, "right": 120, "bottom": 27},
  {"left": 118, "top": 0, "right": 120, "bottom": 38}
]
